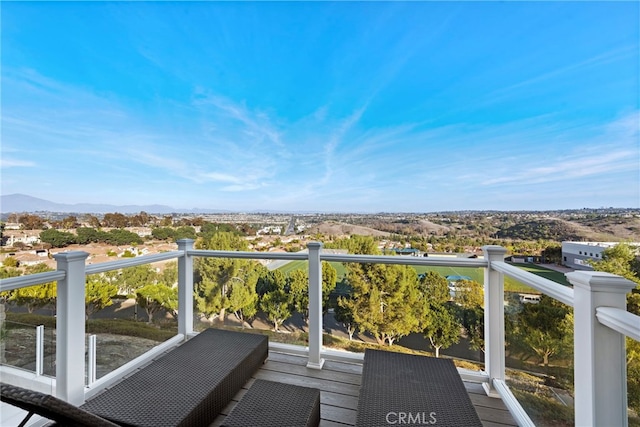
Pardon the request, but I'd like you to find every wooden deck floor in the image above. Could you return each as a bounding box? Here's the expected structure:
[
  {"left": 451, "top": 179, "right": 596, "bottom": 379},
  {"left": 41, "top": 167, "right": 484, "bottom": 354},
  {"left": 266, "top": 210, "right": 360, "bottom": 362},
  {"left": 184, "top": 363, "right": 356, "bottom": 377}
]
[{"left": 211, "top": 351, "right": 517, "bottom": 427}]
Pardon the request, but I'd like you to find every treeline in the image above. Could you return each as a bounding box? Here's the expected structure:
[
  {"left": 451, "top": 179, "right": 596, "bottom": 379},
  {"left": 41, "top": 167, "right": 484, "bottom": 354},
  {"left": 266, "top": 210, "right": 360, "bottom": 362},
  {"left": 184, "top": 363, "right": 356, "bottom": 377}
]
[
  {"left": 4, "top": 212, "right": 258, "bottom": 234},
  {"left": 34, "top": 221, "right": 258, "bottom": 248}
]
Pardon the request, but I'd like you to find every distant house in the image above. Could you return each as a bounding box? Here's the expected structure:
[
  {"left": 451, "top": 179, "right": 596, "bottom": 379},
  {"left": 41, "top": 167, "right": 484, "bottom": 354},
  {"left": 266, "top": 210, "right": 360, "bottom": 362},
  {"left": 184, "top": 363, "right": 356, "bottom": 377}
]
[
  {"left": 386, "top": 248, "right": 421, "bottom": 256},
  {"left": 561, "top": 241, "right": 640, "bottom": 270}
]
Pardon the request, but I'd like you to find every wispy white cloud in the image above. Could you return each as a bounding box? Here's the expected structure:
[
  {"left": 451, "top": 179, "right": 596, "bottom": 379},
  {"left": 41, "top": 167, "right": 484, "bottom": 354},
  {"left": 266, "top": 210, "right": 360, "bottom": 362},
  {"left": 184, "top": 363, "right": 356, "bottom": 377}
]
[{"left": 0, "top": 158, "right": 36, "bottom": 168}]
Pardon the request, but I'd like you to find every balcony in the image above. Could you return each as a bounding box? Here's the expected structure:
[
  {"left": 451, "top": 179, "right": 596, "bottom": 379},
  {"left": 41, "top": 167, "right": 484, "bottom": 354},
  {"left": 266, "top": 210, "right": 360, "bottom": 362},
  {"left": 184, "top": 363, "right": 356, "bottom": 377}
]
[{"left": 1, "top": 241, "right": 639, "bottom": 426}]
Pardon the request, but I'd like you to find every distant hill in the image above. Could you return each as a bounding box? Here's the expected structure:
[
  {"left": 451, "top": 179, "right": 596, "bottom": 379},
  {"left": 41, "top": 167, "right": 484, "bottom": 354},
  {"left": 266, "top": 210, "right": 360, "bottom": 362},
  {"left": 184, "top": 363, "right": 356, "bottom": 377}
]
[{"left": 0, "top": 194, "right": 229, "bottom": 214}]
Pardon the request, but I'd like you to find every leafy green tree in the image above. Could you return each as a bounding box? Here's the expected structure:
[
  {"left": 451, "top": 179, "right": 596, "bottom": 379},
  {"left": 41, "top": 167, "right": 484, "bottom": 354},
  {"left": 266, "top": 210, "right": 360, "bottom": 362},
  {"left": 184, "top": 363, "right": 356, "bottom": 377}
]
[
  {"left": 288, "top": 269, "right": 309, "bottom": 323},
  {"left": 85, "top": 275, "right": 117, "bottom": 319},
  {"left": 136, "top": 284, "right": 178, "bottom": 323},
  {"left": 452, "top": 279, "right": 484, "bottom": 309},
  {"left": 9, "top": 264, "right": 56, "bottom": 312},
  {"left": 195, "top": 232, "right": 259, "bottom": 322},
  {"left": 260, "top": 287, "right": 292, "bottom": 332},
  {"left": 322, "top": 261, "right": 338, "bottom": 310},
  {"left": 422, "top": 303, "right": 460, "bottom": 357},
  {"left": 418, "top": 271, "right": 450, "bottom": 305},
  {"left": 455, "top": 305, "right": 485, "bottom": 354},
  {"left": 342, "top": 263, "right": 421, "bottom": 345},
  {"left": 105, "top": 229, "right": 143, "bottom": 245},
  {"left": 174, "top": 226, "right": 197, "bottom": 240},
  {"left": 39, "top": 229, "right": 76, "bottom": 248},
  {"left": 118, "top": 265, "right": 157, "bottom": 296},
  {"left": 76, "top": 227, "right": 104, "bottom": 244},
  {"left": 152, "top": 227, "right": 175, "bottom": 241},
  {"left": 335, "top": 296, "right": 358, "bottom": 340},
  {"left": 512, "top": 296, "right": 573, "bottom": 367},
  {"left": 158, "top": 262, "right": 178, "bottom": 287},
  {"left": 228, "top": 268, "right": 260, "bottom": 327},
  {"left": 258, "top": 269, "right": 292, "bottom": 331}
]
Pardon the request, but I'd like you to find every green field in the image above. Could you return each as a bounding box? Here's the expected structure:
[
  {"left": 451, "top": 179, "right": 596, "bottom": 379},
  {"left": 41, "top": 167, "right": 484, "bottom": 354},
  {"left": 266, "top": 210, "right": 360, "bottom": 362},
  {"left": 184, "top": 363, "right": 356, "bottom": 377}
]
[{"left": 277, "top": 261, "right": 570, "bottom": 294}]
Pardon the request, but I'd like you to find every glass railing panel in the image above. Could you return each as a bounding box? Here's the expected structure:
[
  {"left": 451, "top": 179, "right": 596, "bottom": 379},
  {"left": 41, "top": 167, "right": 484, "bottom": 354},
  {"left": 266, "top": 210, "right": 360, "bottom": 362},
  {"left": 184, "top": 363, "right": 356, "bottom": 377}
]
[
  {"left": 86, "top": 263, "right": 179, "bottom": 380},
  {"left": 0, "top": 300, "right": 56, "bottom": 377},
  {"left": 504, "top": 289, "right": 575, "bottom": 426}
]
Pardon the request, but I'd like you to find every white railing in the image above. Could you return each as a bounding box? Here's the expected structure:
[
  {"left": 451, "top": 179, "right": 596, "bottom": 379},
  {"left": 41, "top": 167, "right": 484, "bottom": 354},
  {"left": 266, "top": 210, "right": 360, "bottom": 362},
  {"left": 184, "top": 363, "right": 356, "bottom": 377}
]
[{"left": 1, "top": 240, "right": 639, "bottom": 426}]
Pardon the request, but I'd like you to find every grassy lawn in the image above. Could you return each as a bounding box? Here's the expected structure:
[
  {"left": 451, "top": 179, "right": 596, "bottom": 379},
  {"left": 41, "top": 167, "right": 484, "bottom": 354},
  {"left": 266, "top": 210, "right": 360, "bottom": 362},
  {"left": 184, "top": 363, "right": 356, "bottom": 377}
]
[{"left": 278, "top": 260, "right": 570, "bottom": 294}]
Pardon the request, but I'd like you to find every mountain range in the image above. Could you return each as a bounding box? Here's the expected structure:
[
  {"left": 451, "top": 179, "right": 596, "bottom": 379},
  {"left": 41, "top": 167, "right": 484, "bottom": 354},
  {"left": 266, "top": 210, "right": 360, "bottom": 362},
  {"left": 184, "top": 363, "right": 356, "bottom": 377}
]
[{"left": 0, "top": 194, "right": 230, "bottom": 215}]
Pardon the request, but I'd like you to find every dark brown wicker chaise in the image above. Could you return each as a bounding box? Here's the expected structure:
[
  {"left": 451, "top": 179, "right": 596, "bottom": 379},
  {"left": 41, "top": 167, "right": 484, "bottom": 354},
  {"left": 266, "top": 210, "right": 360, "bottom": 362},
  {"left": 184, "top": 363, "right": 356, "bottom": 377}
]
[
  {"left": 2, "top": 329, "right": 267, "bottom": 427},
  {"left": 0, "top": 382, "right": 119, "bottom": 427},
  {"left": 355, "top": 349, "right": 482, "bottom": 427},
  {"left": 81, "top": 328, "right": 268, "bottom": 427}
]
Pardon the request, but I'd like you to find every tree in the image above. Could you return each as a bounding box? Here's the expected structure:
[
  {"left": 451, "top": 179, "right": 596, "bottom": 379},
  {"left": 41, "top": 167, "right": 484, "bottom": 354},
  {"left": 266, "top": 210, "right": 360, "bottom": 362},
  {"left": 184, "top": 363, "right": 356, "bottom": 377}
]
[
  {"left": 85, "top": 214, "right": 101, "bottom": 228},
  {"left": 105, "top": 229, "right": 142, "bottom": 245},
  {"left": 117, "top": 265, "right": 157, "bottom": 320},
  {"left": 322, "top": 262, "right": 338, "bottom": 310},
  {"left": 174, "top": 226, "right": 197, "bottom": 241},
  {"left": 452, "top": 279, "right": 483, "bottom": 309},
  {"left": 422, "top": 303, "right": 460, "bottom": 357},
  {"left": 288, "top": 269, "right": 309, "bottom": 323},
  {"left": 18, "top": 214, "right": 45, "bottom": 230},
  {"left": 152, "top": 227, "right": 175, "bottom": 241},
  {"left": 418, "top": 271, "right": 450, "bottom": 305},
  {"left": 136, "top": 284, "right": 178, "bottom": 323},
  {"left": 258, "top": 269, "right": 292, "bottom": 331},
  {"left": 342, "top": 263, "right": 421, "bottom": 345},
  {"left": 458, "top": 305, "right": 485, "bottom": 354},
  {"left": 228, "top": 269, "right": 259, "bottom": 327},
  {"left": 335, "top": 296, "right": 358, "bottom": 340},
  {"left": 85, "top": 275, "right": 117, "bottom": 319},
  {"left": 512, "top": 296, "right": 573, "bottom": 367},
  {"left": 39, "top": 229, "right": 76, "bottom": 248},
  {"left": 61, "top": 216, "right": 78, "bottom": 229},
  {"left": 9, "top": 264, "right": 56, "bottom": 312},
  {"left": 195, "top": 232, "right": 259, "bottom": 322},
  {"left": 260, "top": 288, "right": 292, "bottom": 332},
  {"left": 103, "top": 213, "right": 129, "bottom": 228}
]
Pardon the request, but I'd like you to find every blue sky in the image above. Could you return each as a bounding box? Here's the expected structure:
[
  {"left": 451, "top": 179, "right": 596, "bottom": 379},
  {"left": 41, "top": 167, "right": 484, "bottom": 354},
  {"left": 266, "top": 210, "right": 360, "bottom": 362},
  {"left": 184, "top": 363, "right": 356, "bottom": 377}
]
[{"left": 2, "top": 1, "right": 638, "bottom": 213}]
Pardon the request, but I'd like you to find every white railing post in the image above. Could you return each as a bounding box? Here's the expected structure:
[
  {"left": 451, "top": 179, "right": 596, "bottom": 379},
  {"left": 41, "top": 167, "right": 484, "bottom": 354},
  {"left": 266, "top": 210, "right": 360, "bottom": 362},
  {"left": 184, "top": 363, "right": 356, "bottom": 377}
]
[
  {"left": 35, "top": 324, "right": 44, "bottom": 376},
  {"left": 53, "top": 251, "right": 89, "bottom": 405},
  {"left": 482, "top": 245, "right": 507, "bottom": 397},
  {"left": 177, "top": 239, "right": 194, "bottom": 337},
  {"left": 307, "top": 242, "right": 325, "bottom": 369},
  {"left": 567, "top": 271, "right": 636, "bottom": 427},
  {"left": 87, "top": 334, "right": 97, "bottom": 386}
]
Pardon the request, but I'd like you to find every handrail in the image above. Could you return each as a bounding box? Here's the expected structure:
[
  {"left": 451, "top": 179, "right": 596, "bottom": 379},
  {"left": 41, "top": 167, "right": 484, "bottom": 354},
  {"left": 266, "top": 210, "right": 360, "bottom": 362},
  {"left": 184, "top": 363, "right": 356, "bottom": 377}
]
[
  {"left": 321, "top": 253, "right": 487, "bottom": 268},
  {"left": 491, "top": 261, "right": 574, "bottom": 307},
  {"left": 0, "top": 270, "right": 66, "bottom": 292},
  {"left": 187, "top": 249, "right": 308, "bottom": 261},
  {"left": 85, "top": 251, "right": 183, "bottom": 274},
  {"left": 596, "top": 306, "right": 640, "bottom": 341}
]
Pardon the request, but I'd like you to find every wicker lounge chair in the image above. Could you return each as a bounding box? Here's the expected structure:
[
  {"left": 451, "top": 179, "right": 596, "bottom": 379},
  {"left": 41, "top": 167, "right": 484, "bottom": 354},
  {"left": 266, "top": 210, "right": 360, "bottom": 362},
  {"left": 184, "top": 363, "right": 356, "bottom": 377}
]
[
  {"left": 81, "top": 328, "right": 268, "bottom": 426},
  {"left": 2, "top": 329, "right": 268, "bottom": 427},
  {"left": 355, "top": 349, "right": 482, "bottom": 427}
]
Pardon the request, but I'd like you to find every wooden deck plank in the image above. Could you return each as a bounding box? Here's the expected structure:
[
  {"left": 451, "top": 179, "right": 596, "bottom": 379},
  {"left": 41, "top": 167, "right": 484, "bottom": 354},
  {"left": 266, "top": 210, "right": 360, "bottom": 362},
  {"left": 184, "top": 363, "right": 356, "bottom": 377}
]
[{"left": 210, "top": 351, "right": 517, "bottom": 427}]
